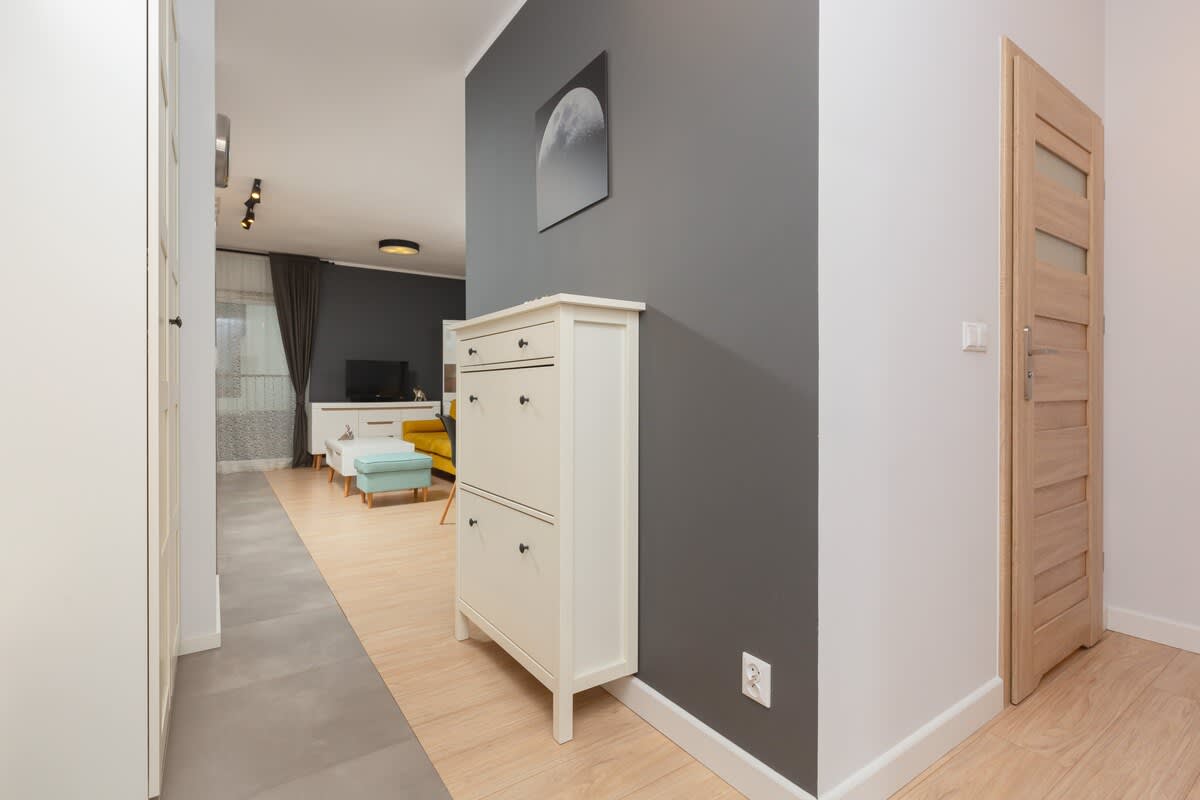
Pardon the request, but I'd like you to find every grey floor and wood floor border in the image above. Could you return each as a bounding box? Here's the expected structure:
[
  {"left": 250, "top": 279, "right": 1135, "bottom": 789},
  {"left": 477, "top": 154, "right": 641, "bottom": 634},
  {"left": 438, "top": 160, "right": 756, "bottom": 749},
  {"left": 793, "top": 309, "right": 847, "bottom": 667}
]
[{"left": 161, "top": 472, "right": 450, "bottom": 800}]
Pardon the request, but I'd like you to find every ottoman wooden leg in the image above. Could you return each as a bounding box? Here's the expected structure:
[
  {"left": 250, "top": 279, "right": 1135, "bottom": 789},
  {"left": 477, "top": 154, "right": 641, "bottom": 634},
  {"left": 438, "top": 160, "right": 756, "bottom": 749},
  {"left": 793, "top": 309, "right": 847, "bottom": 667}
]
[
  {"left": 412, "top": 488, "right": 418, "bottom": 501},
  {"left": 327, "top": 466, "right": 334, "bottom": 483},
  {"left": 361, "top": 491, "right": 366, "bottom": 504},
  {"left": 344, "top": 476, "right": 352, "bottom": 497},
  {"left": 367, "top": 493, "right": 374, "bottom": 509},
  {"left": 423, "top": 486, "right": 430, "bottom": 502}
]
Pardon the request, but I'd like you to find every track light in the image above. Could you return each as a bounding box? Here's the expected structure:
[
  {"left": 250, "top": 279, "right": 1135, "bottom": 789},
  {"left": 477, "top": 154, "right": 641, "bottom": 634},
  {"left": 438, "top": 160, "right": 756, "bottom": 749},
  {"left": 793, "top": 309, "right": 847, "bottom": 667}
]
[{"left": 239, "top": 178, "right": 261, "bottom": 231}]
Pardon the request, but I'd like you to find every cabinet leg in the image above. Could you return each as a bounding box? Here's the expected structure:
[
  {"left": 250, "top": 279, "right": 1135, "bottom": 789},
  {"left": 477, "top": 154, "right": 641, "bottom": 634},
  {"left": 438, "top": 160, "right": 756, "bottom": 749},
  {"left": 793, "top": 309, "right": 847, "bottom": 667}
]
[
  {"left": 454, "top": 609, "right": 470, "bottom": 642},
  {"left": 344, "top": 476, "right": 352, "bottom": 497},
  {"left": 553, "top": 691, "right": 574, "bottom": 744}
]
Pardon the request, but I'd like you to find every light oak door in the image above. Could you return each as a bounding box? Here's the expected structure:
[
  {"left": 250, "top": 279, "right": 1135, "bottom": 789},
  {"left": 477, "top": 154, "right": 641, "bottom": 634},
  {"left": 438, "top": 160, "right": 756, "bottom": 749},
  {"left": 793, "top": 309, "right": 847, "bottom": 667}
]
[
  {"left": 1010, "top": 51, "right": 1104, "bottom": 703},
  {"left": 148, "top": 0, "right": 180, "bottom": 793}
]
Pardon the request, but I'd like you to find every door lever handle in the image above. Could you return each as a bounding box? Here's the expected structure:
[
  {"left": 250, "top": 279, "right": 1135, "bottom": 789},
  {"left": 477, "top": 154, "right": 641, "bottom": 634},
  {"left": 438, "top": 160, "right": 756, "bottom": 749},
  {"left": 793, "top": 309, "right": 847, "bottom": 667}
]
[{"left": 1022, "top": 327, "right": 1057, "bottom": 401}]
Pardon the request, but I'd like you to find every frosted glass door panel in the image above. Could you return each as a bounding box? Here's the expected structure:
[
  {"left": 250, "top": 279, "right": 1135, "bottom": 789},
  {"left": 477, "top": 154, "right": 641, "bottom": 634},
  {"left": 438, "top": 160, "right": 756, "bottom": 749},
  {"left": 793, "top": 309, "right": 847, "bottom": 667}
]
[
  {"left": 1036, "top": 230, "right": 1087, "bottom": 274},
  {"left": 1036, "top": 144, "right": 1087, "bottom": 197}
]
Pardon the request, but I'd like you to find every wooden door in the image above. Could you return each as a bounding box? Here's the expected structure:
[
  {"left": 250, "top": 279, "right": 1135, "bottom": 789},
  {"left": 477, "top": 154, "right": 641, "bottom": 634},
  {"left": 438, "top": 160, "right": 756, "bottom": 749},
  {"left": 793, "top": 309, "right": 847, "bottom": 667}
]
[
  {"left": 148, "top": 0, "right": 181, "bottom": 793},
  {"left": 1009, "top": 49, "right": 1104, "bottom": 703}
]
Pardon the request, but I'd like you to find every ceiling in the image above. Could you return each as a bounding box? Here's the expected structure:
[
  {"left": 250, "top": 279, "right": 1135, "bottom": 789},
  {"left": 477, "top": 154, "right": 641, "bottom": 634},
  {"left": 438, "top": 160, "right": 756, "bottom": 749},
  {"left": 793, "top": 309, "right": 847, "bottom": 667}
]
[{"left": 215, "top": 0, "right": 524, "bottom": 277}]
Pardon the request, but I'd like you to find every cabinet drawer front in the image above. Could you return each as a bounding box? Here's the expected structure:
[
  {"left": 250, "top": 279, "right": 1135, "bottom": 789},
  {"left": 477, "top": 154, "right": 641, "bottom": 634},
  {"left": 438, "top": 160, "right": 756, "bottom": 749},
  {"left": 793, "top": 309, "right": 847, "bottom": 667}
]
[
  {"left": 459, "top": 321, "right": 556, "bottom": 368},
  {"left": 458, "top": 490, "right": 559, "bottom": 673},
  {"left": 458, "top": 366, "right": 559, "bottom": 514},
  {"left": 358, "top": 417, "right": 401, "bottom": 437}
]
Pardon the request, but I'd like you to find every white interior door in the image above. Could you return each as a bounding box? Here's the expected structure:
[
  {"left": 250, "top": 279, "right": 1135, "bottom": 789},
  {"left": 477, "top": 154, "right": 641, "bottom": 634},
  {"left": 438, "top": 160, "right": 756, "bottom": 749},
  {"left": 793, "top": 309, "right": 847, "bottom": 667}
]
[{"left": 148, "top": 0, "right": 181, "bottom": 794}]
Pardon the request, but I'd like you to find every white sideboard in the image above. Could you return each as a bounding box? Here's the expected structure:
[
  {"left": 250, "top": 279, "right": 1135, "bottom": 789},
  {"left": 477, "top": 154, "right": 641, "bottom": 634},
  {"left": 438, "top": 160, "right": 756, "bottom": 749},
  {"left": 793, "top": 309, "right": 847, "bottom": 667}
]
[
  {"left": 452, "top": 294, "right": 644, "bottom": 744},
  {"left": 308, "top": 401, "right": 440, "bottom": 456}
]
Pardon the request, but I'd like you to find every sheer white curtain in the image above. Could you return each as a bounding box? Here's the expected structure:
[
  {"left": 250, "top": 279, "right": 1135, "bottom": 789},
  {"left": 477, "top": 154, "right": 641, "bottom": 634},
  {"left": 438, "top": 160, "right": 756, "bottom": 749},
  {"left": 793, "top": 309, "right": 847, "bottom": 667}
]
[{"left": 215, "top": 251, "right": 293, "bottom": 472}]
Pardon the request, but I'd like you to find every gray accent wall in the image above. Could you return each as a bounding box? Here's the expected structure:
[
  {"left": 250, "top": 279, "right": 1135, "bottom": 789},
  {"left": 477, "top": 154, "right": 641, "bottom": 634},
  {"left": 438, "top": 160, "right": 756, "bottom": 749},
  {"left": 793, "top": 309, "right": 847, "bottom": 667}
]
[
  {"left": 465, "top": 0, "right": 818, "bottom": 790},
  {"left": 308, "top": 263, "right": 464, "bottom": 402}
]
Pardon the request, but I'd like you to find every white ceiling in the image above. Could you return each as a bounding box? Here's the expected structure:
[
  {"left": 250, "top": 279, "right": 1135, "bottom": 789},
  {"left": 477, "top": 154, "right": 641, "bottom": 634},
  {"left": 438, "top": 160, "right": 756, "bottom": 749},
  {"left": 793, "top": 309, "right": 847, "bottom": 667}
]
[{"left": 215, "top": 0, "right": 524, "bottom": 277}]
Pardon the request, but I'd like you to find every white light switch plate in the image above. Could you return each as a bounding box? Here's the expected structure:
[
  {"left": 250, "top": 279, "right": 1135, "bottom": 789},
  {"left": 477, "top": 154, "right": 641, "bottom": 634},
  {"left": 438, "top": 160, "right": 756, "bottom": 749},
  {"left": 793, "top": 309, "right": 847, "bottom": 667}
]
[{"left": 962, "top": 322, "right": 988, "bottom": 352}]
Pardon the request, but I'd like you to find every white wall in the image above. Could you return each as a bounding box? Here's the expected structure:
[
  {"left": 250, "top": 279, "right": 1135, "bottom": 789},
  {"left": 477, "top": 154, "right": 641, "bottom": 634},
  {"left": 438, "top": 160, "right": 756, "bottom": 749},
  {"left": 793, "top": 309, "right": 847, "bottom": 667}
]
[
  {"left": 818, "top": 2, "right": 1105, "bottom": 795},
  {"left": 0, "top": 2, "right": 148, "bottom": 797},
  {"left": 178, "top": 0, "right": 220, "bottom": 653},
  {"left": 1104, "top": 0, "right": 1200, "bottom": 651}
]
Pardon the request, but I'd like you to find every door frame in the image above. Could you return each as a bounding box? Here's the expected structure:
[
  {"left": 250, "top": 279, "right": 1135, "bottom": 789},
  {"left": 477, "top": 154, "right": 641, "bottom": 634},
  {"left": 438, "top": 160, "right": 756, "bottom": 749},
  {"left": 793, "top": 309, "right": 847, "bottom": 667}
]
[
  {"left": 999, "top": 35, "right": 1020, "bottom": 706},
  {"left": 998, "top": 37, "right": 1105, "bottom": 703}
]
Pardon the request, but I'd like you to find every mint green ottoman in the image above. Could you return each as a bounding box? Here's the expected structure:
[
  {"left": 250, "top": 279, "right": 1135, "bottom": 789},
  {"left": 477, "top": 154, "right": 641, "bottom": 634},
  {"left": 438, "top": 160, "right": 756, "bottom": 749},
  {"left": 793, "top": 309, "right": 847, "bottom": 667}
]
[{"left": 354, "top": 452, "right": 433, "bottom": 508}]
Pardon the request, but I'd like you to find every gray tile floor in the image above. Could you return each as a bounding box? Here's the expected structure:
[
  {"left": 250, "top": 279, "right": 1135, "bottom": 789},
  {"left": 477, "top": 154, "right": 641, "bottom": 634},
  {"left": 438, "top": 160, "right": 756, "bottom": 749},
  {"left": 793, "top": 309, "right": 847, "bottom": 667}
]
[{"left": 161, "top": 472, "right": 450, "bottom": 800}]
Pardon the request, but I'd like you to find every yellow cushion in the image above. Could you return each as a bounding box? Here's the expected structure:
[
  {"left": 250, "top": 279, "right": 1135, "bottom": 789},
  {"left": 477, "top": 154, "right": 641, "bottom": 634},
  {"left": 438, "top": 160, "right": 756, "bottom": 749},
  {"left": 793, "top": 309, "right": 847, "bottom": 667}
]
[{"left": 405, "top": 431, "right": 452, "bottom": 461}]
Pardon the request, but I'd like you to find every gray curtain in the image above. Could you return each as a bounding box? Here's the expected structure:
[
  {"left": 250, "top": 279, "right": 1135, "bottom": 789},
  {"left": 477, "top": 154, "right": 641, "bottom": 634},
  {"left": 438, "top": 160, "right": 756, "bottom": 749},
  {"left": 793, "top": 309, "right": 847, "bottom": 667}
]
[{"left": 269, "top": 253, "right": 322, "bottom": 467}]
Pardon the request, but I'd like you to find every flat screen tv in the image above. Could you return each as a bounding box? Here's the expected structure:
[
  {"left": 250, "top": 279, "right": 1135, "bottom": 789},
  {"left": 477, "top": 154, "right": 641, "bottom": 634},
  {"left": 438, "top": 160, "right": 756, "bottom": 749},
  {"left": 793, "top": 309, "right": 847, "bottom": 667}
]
[{"left": 345, "top": 359, "right": 407, "bottom": 402}]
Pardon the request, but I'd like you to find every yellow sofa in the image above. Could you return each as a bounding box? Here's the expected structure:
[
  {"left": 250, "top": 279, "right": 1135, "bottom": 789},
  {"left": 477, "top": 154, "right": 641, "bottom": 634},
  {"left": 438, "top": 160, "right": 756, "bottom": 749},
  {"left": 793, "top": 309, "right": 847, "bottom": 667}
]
[{"left": 402, "top": 400, "right": 455, "bottom": 475}]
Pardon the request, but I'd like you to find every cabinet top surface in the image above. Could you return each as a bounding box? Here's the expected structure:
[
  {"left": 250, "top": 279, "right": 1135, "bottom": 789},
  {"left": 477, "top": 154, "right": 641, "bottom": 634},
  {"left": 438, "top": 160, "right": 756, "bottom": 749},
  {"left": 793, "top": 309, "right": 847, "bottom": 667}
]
[
  {"left": 310, "top": 401, "right": 440, "bottom": 410},
  {"left": 451, "top": 294, "right": 645, "bottom": 332}
]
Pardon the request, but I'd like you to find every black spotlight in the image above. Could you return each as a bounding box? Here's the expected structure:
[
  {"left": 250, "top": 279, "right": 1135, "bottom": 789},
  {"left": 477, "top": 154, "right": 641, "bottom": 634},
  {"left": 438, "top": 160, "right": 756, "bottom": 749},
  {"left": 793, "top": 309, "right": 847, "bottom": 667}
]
[
  {"left": 241, "top": 203, "right": 255, "bottom": 230},
  {"left": 250, "top": 178, "right": 262, "bottom": 201}
]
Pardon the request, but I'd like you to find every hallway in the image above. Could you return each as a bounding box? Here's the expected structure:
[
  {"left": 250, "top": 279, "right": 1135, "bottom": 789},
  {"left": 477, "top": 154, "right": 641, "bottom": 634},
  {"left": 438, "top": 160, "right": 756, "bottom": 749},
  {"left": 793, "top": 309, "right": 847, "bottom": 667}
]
[{"left": 161, "top": 472, "right": 448, "bottom": 799}]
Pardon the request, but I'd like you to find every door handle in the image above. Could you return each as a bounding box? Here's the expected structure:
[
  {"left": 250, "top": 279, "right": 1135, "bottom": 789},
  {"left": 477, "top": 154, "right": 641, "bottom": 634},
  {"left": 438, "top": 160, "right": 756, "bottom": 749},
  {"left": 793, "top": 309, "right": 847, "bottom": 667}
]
[{"left": 1023, "top": 326, "right": 1058, "bottom": 401}]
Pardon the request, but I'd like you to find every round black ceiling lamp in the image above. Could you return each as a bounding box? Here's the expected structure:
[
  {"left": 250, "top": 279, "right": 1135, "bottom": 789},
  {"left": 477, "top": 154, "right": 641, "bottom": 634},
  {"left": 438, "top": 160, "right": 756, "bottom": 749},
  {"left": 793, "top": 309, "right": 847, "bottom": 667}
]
[{"left": 379, "top": 238, "right": 420, "bottom": 256}]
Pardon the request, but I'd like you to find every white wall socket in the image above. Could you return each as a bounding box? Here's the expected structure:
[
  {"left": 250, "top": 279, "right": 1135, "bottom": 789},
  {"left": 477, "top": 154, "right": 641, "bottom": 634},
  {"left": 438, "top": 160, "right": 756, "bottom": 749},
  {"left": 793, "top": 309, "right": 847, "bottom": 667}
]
[{"left": 742, "top": 652, "right": 772, "bottom": 708}]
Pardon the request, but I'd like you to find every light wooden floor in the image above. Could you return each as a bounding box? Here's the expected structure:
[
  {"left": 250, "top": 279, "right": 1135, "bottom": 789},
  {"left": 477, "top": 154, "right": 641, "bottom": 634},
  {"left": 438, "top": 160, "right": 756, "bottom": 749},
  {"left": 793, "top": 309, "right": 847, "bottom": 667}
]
[
  {"left": 265, "top": 468, "right": 741, "bottom": 800},
  {"left": 893, "top": 631, "right": 1200, "bottom": 799}
]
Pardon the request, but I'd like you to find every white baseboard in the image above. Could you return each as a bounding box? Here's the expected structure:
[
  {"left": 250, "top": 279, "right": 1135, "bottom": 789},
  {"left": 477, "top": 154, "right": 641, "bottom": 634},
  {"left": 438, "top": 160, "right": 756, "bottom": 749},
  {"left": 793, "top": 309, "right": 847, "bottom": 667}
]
[
  {"left": 821, "top": 677, "right": 1004, "bottom": 800},
  {"left": 217, "top": 457, "right": 291, "bottom": 474},
  {"left": 179, "top": 575, "right": 222, "bottom": 655},
  {"left": 1107, "top": 606, "right": 1200, "bottom": 654},
  {"left": 604, "top": 677, "right": 816, "bottom": 800}
]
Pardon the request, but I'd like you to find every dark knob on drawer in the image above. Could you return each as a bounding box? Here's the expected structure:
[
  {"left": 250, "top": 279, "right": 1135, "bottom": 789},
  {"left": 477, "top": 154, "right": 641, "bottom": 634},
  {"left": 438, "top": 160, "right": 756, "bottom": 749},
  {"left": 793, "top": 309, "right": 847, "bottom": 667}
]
[
  {"left": 517, "top": 338, "right": 529, "bottom": 348},
  {"left": 519, "top": 395, "right": 530, "bottom": 405},
  {"left": 518, "top": 543, "right": 529, "bottom": 553},
  {"left": 468, "top": 394, "right": 478, "bottom": 403},
  {"left": 468, "top": 347, "right": 478, "bottom": 355},
  {"left": 468, "top": 518, "right": 478, "bottom": 527}
]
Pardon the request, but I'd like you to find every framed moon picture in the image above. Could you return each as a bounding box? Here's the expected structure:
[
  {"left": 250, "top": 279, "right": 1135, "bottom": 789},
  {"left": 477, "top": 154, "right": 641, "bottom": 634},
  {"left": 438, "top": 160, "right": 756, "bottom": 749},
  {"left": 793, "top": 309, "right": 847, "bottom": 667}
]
[{"left": 535, "top": 52, "right": 609, "bottom": 232}]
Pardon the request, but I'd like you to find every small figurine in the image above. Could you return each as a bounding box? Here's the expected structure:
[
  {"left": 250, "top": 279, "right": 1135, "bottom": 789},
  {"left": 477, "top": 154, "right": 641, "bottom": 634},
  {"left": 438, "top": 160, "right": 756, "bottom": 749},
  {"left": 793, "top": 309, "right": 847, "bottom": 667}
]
[
  {"left": 412, "top": 386, "right": 428, "bottom": 402},
  {"left": 337, "top": 424, "right": 354, "bottom": 441}
]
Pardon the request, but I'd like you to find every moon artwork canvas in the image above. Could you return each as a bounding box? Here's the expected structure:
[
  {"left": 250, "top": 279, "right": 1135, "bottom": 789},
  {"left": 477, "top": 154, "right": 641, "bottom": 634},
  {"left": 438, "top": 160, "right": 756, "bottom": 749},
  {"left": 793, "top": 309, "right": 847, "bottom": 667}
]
[{"left": 535, "top": 52, "right": 609, "bottom": 232}]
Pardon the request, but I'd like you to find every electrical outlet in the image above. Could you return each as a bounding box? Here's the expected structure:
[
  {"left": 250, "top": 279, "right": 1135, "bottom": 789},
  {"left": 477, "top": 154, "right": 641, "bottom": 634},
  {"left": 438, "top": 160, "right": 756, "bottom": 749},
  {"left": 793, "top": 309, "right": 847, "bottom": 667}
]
[{"left": 742, "top": 652, "right": 772, "bottom": 708}]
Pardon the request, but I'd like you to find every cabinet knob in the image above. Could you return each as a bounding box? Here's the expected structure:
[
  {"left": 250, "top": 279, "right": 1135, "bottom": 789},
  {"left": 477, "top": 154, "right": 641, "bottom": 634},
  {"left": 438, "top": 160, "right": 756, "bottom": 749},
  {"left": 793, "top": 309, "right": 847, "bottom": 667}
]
[
  {"left": 468, "top": 518, "right": 478, "bottom": 527},
  {"left": 468, "top": 347, "right": 478, "bottom": 355},
  {"left": 169, "top": 316, "right": 183, "bottom": 328},
  {"left": 517, "top": 338, "right": 529, "bottom": 348},
  {"left": 518, "top": 543, "right": 529, "bottom": 553},
  {"left": 519, "top": 395, "right": 530, "bottom": 405},
  {"left": 469, "top": 394, "right": 478, "bottom": 403}
]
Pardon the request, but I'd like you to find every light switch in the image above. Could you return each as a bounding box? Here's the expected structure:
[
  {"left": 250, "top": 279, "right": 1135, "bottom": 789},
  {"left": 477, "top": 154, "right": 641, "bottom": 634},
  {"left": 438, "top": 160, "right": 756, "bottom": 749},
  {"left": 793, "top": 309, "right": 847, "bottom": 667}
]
[{"left": 962, "top": 322, "right": 988, "bottom": 352}]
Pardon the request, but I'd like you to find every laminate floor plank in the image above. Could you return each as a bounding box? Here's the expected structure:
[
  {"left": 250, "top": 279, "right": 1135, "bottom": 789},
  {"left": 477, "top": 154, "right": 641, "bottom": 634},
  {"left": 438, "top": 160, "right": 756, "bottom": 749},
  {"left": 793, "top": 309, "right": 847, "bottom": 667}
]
[
  {"left": 987, "top": 632, "right": 1177, "bottom": 766},
  {"left": 891, "top": 733, "right": 1066, "bottom": 800},
  {"left": 1045, "top": 687, "right": 1200, "bottom": 799}
]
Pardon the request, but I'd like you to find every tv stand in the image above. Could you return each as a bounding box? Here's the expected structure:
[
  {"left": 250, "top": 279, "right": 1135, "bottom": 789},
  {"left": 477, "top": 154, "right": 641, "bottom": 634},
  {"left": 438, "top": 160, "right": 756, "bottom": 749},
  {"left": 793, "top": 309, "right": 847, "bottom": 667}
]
[{"left": 308, "top": 400, "right": 439, "bottom": 467}]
